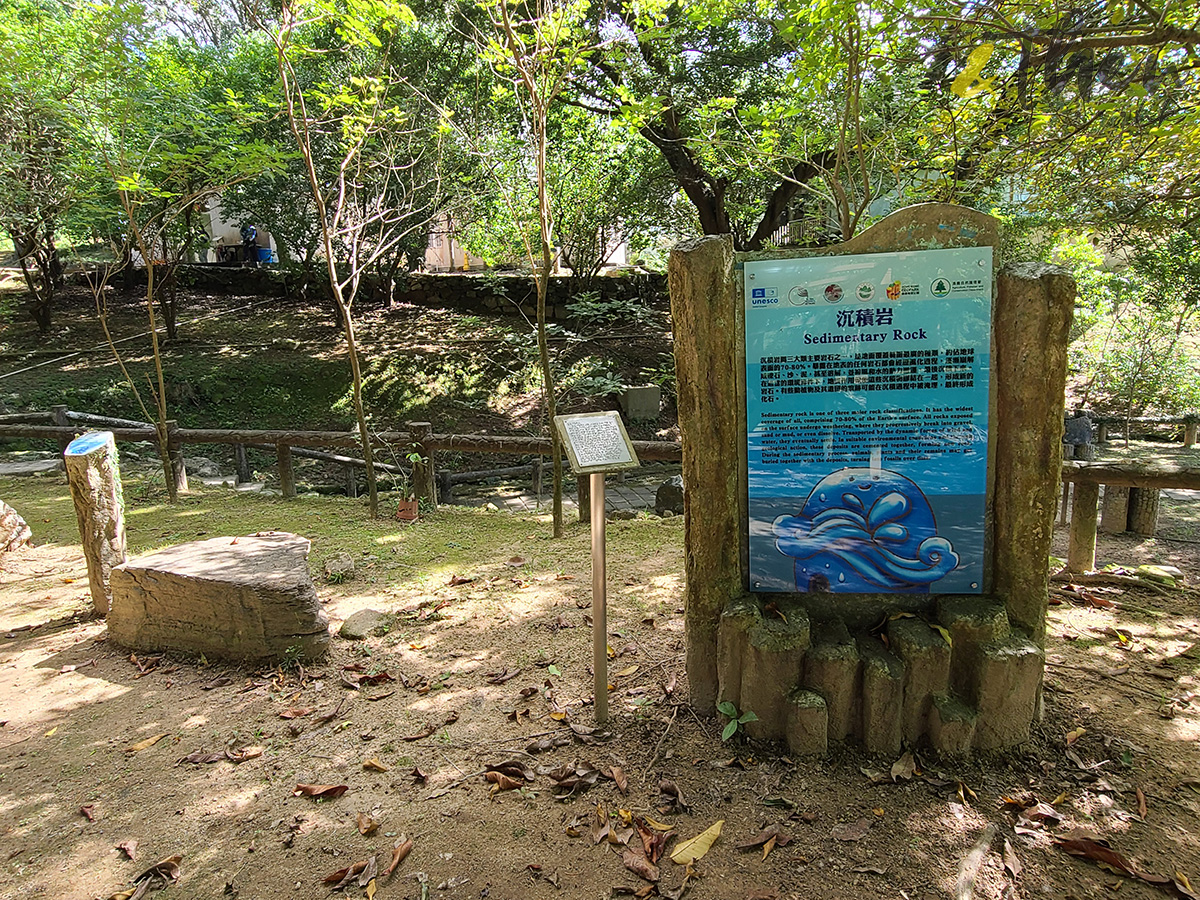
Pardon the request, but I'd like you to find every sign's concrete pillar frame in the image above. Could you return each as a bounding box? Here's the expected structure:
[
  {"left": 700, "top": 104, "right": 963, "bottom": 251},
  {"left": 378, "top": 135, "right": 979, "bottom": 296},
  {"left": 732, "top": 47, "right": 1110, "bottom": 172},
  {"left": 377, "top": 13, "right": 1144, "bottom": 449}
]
[{"left": 667, "top": 203, "right": 1075, "bottom": 754}]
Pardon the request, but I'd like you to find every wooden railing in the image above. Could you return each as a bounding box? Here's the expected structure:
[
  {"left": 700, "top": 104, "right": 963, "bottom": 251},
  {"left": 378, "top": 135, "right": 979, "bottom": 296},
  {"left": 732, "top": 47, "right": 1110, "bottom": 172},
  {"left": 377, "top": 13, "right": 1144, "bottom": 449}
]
[{"left": 0, "top": 408, "right": 682, "bottom": 508}]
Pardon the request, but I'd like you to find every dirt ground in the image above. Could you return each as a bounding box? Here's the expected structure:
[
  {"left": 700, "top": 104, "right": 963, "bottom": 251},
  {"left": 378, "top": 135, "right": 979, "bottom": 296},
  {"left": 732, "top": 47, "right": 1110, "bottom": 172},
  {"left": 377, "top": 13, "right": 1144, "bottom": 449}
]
[{"left": 3, "top": 479, "right": 1200, "bottom": 900}]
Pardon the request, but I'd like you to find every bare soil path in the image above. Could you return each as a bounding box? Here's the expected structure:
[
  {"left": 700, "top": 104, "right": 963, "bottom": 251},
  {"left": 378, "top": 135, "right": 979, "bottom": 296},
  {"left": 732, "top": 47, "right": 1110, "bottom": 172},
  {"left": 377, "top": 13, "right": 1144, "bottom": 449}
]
[{"left": 1, "top": 473, "right": 1200, "bottom": 900}]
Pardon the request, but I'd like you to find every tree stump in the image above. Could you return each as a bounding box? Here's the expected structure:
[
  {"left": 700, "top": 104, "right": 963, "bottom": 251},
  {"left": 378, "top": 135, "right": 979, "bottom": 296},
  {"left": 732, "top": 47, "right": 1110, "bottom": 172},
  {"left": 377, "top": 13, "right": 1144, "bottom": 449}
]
[
  {"left": 1099, "top": 486, "right": 1130, "bottom": 534},
  {"left": 64, "top": 431, "right": 127, "bottom": 615},
  {"left": 0, "top": 500, "right": 32, "bottom": 551},
  {"left": 1127, "top": 487, "right": 1160, "bottom": 536}
]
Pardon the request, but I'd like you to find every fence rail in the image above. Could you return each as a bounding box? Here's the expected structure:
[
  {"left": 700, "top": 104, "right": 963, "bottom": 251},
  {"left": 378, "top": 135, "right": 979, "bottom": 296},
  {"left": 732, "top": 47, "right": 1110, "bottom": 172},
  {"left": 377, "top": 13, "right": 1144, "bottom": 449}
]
[{"left": 0, "top": 408, "right": 682, "bottom": 510}]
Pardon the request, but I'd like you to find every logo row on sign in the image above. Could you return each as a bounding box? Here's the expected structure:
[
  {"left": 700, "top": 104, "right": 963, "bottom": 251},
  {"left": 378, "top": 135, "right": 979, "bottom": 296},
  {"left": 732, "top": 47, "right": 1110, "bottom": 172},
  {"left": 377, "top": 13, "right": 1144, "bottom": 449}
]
[{"left": 751, "top": 276, "right": 985, "bottom": 307}]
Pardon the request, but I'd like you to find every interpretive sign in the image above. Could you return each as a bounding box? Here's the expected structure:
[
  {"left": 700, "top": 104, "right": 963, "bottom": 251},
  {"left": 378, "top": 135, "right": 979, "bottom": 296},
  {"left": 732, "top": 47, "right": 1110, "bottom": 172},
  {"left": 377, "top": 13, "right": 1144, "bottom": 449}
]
[
  {"left": 744, "top": 247, "right": 992, "bottom": 595},
  {"left": 555, "top": 411, "right": 640, "bottom": 474}
]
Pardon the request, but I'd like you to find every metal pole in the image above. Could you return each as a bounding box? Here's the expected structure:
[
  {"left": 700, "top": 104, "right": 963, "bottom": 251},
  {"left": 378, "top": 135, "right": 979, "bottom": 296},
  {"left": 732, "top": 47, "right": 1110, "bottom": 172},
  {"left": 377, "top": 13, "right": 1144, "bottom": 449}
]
[{"left": 590, "top": 471, "right": 608, "bottom": 724}]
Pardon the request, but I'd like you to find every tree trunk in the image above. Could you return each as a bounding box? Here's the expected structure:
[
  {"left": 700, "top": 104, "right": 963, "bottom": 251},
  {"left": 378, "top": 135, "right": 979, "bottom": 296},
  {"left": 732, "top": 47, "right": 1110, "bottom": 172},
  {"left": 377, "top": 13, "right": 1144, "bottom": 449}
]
[{"left": 341, "top": 304, "right": 379, "bottom": 517}]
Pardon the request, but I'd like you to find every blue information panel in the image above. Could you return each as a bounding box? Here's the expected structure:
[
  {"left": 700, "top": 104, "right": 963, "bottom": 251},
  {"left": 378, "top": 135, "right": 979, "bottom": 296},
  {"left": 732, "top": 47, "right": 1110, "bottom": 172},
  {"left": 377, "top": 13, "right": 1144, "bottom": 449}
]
[{"left": 745, "top": 247, "right": 991, "bottom": 595}]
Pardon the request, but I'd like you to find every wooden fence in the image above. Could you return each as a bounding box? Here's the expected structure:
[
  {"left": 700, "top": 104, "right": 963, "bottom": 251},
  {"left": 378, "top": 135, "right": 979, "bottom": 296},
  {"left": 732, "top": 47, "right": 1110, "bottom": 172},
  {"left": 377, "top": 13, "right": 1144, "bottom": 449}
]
[{"left": 0, "top": 407, "right": 682, "bottom": 509}]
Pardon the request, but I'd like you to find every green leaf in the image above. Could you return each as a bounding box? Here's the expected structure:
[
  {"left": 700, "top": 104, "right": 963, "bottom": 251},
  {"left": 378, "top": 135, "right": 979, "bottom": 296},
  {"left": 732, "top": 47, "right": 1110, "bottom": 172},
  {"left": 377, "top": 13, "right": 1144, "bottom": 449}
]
[
  {"left": 721, "top": 720, "right": 738, "bottom": 741},
  {"left": 548, "top": 665, "right": 561, "bottom": 676},
  {"left": 717, "top": 700, "right": 738, "bottom": 718},
  {"left": 738, "top": 710, "right": 759, "bottom": 724}
]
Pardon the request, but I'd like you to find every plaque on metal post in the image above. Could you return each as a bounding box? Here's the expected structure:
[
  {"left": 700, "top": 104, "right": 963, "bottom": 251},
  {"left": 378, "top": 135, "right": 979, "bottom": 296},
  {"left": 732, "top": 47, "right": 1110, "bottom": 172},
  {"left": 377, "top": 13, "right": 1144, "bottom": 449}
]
[{"left": 554, "top": 411, "right": 640, "bottom": 474}]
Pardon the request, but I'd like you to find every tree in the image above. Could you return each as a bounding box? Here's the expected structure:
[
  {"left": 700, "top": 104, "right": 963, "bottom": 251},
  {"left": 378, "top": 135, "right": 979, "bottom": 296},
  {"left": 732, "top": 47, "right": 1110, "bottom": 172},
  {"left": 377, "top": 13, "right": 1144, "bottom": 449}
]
[
  {"left": 464, "top": 0, "right": 600, "bottom": 537},
  {"left": 262, "top": 0, "right": 446, "bottom": 517},
  {"left": 0, "top": 0, "right": 78, "bottom": 333}
]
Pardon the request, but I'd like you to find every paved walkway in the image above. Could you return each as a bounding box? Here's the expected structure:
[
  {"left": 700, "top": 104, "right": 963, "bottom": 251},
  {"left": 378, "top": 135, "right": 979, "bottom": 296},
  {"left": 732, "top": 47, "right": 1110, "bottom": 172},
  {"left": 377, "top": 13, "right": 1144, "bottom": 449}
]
[{"left": 452, "top": 464, "right": 678, "bottom": 515}]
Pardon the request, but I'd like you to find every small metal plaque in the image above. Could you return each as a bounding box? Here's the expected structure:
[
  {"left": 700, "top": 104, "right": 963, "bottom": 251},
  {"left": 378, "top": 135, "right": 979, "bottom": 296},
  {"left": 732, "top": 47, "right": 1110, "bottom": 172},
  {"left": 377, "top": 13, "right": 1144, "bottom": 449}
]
[{"left": 554, "top": 412, "right": 640, "bottom": 475}]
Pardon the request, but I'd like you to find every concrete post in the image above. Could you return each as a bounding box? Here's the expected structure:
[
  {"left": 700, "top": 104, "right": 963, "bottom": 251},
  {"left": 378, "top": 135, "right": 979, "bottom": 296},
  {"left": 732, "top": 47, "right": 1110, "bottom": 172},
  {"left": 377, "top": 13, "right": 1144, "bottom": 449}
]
[
  {"left": 991, "top": 264, "right": 1075, "bottom": 642},
  {"left": 51, "top": 405, "right": 71, "bottom": 456},
  {"left": 277, "top": 444, "right": 297, "bottom": 498},
  {"left": 64, "top": 432, "right": 127, "bottom": 616},
  {"left": 667, "top": 234, "right": 744, "bottom": 715},
  {"left": 166, "top": 420, "right": 187, "bottom": 494}
]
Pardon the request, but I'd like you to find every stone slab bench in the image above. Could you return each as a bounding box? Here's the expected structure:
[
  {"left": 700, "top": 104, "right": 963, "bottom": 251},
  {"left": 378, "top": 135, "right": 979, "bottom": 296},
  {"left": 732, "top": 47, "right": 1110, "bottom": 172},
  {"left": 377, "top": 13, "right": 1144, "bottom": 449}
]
[{"left": 108, "top": 532, "right": 330, "bottom": 662}]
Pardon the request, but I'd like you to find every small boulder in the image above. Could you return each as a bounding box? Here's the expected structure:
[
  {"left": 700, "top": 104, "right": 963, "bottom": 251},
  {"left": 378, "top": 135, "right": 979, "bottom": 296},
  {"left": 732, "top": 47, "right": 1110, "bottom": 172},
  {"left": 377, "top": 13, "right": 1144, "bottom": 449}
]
[
  {"left": 0, "top": 500, "right": 32, "bottom": 551},
  {"left": 323, "top": 552, "right": 356, "bottom": 582},
  {"left": 655, "top": 475, "right": 685, "bottom": 516},
  {"left": 339, "top": 608, "right": 391, "bottom": 640},
  {"left": 184, "top": 456, "right": 222, "bottom": 478}
]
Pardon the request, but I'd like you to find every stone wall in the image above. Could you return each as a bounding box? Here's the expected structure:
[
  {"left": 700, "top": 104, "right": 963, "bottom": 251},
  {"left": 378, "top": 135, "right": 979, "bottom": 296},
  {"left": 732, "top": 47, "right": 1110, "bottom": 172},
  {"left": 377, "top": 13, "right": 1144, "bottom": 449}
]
[{"left": 82, "top": 265, "right": 668, "bottom": 323}]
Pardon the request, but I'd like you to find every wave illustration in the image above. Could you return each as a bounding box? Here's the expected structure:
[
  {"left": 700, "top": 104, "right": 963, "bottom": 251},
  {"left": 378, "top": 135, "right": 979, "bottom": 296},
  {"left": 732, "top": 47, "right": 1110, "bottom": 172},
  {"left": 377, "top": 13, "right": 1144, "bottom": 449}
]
[{"left": 772, "top": 468, "right": 959, "bottom": 592}]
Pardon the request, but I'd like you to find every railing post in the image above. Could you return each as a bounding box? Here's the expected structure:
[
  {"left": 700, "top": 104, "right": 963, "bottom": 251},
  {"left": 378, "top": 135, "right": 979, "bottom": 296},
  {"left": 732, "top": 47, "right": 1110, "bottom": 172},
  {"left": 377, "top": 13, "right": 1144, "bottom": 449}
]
[
  {"left": 277, "top": 443, "right": 296, "bottom": 498},
  {"left": 234, "top": 443, "right": 252, "bottom": 484},
  {"left": 166, "top": 420, "right": 187, "bottom": 494},
  {"left": 1067, "top": 481, "right": 1100, "bottom": 573},
  {"left": 407, "top": 421, "right": 436, "bottom": 510},
  {"left": 1096, "top": 422, "right": 1109, "bottom": 443},
  {"left": 51, "top": 405, "right": 71, "bottom": 456},
  {"left": 532, "top": 456, "right": 543, "bottom": 497},
  {"left": 1185, "top": 422, "right": 1197, "bottom": 448},
  {"left": 345, "top": 464, "right": 357, "bottom": 498}
]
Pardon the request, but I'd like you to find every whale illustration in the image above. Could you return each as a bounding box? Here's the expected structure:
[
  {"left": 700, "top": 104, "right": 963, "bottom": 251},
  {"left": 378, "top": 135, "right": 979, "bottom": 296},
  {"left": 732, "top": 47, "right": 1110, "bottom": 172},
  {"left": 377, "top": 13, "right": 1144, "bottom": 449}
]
[{"left": 772, "top": 467, "right": 959, "bottom": 593}]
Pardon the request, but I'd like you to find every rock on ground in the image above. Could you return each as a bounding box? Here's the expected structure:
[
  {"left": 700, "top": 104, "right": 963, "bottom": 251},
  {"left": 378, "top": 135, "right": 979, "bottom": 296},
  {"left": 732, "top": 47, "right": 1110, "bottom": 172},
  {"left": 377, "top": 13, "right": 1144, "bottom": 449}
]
[
  {"left": 0, "top": 500, "right": 32, "bottom": 551},
  {"left": 323, "top": 551, "right": 356, "bottom": 581},
  {"left": 339, "top": 608, "right": 390, "bottom": 640},
  {"left": 108, "top": 532, "right": 329, "bottom": 662}
]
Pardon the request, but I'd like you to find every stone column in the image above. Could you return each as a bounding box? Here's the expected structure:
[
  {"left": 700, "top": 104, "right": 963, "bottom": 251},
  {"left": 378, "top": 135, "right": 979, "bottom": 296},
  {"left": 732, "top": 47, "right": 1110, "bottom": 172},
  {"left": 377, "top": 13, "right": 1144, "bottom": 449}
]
[
  {"left": 668, "top": 235, "right": 744, "bottom": 715},
  {"left": 1100, "top": 486, "right": 1130, "bottom": 533},
  {"left": 991, "top": 264, "right": 1075, "bottom": 642},
  {"left": 64, "top": 432, "right": 127, "bottom": 616},
  {"left": 1127, "top": 488, "right": 1160, "bottom": 536}
]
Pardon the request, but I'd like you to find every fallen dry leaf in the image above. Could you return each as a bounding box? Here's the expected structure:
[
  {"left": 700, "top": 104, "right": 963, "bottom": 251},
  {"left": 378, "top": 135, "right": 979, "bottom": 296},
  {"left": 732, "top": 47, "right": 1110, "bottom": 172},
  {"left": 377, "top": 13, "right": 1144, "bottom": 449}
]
[
  {"left": 851, "top": 862, "right": 888, "bottom": 875},
  {"left": 383, "top": 838, "right": 413, "bottom": 877},
  {"left": 609, "top": 766, "right": 629, "bottom": 795},
  {"left": 357, "top": 812, "right": 380, "bottom": 836},
  {"left": 80, "top": 804, "right": 96, "bottom": 822},
  {"left": 323, "top": 860, "right": 368, "bottom": 887},
  {"left": 279, "top": 706, "right": 316, "bottom": 719},
  {"left": 671, "top": 820, "right": 723, "bottom": 865},
  {"left": 177, "top": 750, "right": 225, "bottom": 765},
  {"left": 363, "top": 758, "right": 390, "bottom": 773},
  {"left": 1002, "top": 838, "right": 1022, "bottom": 880},
  {"left": 1137, "top": 787, "right": 1148, "bottom": 820},
  {"left": 447, "top": 574, "right": 475, "bottom": 586},
  {"left": 890, "top": 751, "right": 917, "bottom": 781},
  {"left": 293, "top": 783, "right": 349, "bottom": 800},
  {"left": 485, "top": 668, "right": 522, "bottom": 685},
  {"left": 486, "top": 771, "right": 523, "bottom": 793},
  {"left": 622, "top": 847, "right": 661, "bottom": 882},
  {"left": 410, "top": 767, "right": 429, "bottom": 784},
  {"left": 126, "top": 733, "right": 170, "bottom": 753},
  {"left": 135, "top": 855, "right": 182, "bottom": 884},
  {"left": 737, "top": 824, "right": 792, "bottom": 852},
  {"left": 830, "top": 818, "right": 872, "bottom": 842},
  {"left": 117, "top": 840, "right": 138, "bottom": 861},
  {"left": 225, "top": 746, "right": 262, "bottom": 763}
]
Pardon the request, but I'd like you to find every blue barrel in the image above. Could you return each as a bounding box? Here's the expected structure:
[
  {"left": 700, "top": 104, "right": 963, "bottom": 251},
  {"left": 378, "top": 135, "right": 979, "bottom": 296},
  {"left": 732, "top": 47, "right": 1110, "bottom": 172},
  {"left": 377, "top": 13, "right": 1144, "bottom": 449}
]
[{"left": 257, "top": 246, "right": 273, "bottom": 262}]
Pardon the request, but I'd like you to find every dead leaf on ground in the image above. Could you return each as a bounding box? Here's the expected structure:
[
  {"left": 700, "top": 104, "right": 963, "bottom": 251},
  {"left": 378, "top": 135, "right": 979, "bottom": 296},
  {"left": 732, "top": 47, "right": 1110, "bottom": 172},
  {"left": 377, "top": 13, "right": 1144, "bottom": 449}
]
[
  {"left": 126, "top": 733, "right": 170, "bottom": 753},
  {"left": 363, "top": 758, "right": 390, "bottom": 773},
  {"left": 1002, "top": 838, "right": 1022, "bottom": 880},
  {"left": 177, "top": 749, "right": 225, "bottom": 765},
  {"left": 548, "top": 762, "right": 600, "bottom": 797},
  {"left": 635, "top": 816, "right": 675, "bottom": 864},
  {"left": 670, "top": 820, "right": 723, "bottom": 865},
  {"left": 737, "top": 824, "right": 792, "bottom": 852},
  {"left": 851, "top": 862, "right": 888, "bottom": 875},
  {"left": 357, "top": 672, "right": 395, "bottom": 686},
  {"left": 607, "top": 766, "right": 629, "bottom": 794},
  {"left": 135, "top": 855, "right": 182, "bottom": 884},
  {"left": 506, "top": 556, "right": 526, "bottom": 567},
  {"left": 116, "top": 840, "right": 138, "bottom": 861},
  {"left": 486, "top": 772, "right": 523, "bottom": 794},
  {"left": 1066, "top": 726, "right": 1086, "bottom": 745},
  {"left": 830, "top": 818, "right": 872, "bottom": 842},
  {"left": 80, "top": 804, "right": 96, "bottom": 822},
  {"left": 226, "top": 746, "right": 262, "bottom": 763},
  {"left": 447, "top": 574, "right": 475, "bottom": 586},
  {"left": 485, "top": 668, "right": 522, "bottom": 685},
  {"left": 293, "top": 783, "right": 349, "bottom": 799},
  {"left": 383, "top": 839, "right": 412, "bottom": 877},
  {"left": 657, "top": 780, "right": 688, "bottom": 814},
  {"left": 488, "top": 759, "right": 535, "bottom": 781},
  {"left": 890, "top": 751, "right": 917, "bottom": 781},
  {"left": 1017, "top": 802, "right": 1062, "bottom": 828},
  {"left": 279, "top": 706, "right": 316, "bottom": 719},
  {"left": 623, "top": 847, "right": 661, "bottom": 882},
  {"left": 357, "top": 812, "right": 380, "bottom": 836},
  {"left": 323, "top": 860, "right": 368, "bottom": 888}
]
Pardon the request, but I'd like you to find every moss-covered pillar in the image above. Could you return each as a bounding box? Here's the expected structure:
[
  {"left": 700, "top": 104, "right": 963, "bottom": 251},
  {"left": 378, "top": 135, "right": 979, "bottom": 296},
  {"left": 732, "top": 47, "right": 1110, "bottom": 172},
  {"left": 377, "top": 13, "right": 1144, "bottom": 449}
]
[
  {"left": 991, "top": 264, "right": 1075, "bottom": 643},
  {"left": 668, "top": 235, "right": 744, "bottom": 715}
]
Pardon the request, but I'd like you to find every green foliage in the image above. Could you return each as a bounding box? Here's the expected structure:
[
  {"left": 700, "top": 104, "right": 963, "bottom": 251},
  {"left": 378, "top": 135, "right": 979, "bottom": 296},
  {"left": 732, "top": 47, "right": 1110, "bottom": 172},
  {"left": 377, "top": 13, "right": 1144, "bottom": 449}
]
[{"left": 717, "top": 700, "right": 758, "bottom": 741}]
